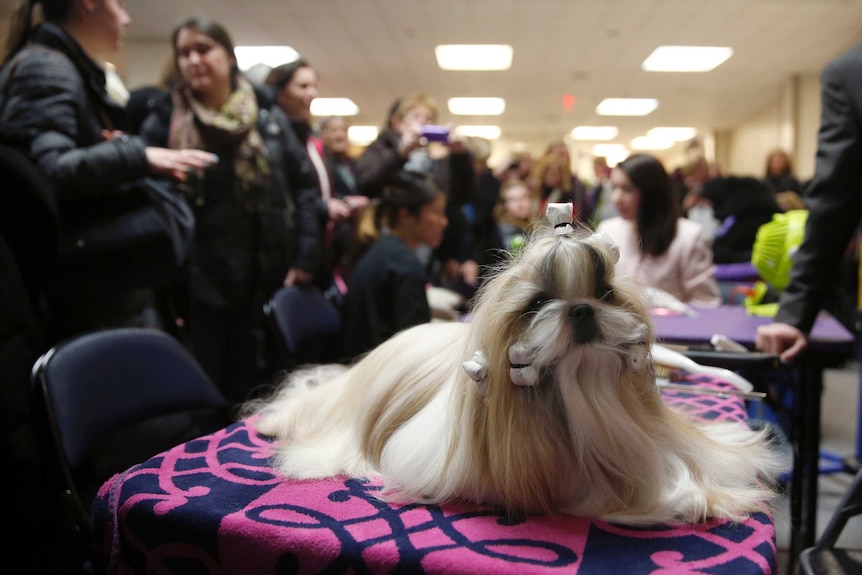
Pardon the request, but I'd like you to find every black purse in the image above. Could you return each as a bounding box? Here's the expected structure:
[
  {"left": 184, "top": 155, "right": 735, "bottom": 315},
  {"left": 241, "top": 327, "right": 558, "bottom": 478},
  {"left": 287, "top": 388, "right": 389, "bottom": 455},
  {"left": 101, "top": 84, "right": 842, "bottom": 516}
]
[{"left": 57, "top": 177, "right": 195, "bottom": 294}]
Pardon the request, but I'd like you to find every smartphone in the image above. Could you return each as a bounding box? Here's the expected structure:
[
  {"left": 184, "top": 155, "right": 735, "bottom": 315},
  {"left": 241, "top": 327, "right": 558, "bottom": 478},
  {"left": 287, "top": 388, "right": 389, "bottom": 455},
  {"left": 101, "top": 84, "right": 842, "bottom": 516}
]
[{"left": 419, "top": 125, "right": 450, "bottom": 143}]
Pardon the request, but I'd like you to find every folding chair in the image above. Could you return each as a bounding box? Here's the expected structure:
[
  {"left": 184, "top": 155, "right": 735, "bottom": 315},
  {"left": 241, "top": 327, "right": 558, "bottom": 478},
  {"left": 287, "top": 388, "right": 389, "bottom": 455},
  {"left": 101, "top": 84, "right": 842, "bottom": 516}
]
[
  {"left": 30, "top": 328, "right": 231, "bottom": 572},
  {"left": 264, "top": 285, "right": 343, "bottom": 368}
]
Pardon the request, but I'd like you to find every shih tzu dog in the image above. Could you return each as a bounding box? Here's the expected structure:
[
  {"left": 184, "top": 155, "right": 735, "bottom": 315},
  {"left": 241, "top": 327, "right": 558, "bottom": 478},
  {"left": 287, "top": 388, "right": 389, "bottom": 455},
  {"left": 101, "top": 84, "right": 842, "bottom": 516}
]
[{"left": 255, "top": 204, "right": 784, "bottom": 525}]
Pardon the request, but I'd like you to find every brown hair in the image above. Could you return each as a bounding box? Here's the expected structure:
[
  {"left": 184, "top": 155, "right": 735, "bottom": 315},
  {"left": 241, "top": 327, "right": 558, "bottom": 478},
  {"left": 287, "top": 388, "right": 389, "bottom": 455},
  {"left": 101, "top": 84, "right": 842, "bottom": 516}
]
[
  {"left": 170, "top": 17, "right": 240, "bottom": 89},
  {"left": 264, "top": 58, "right": 312, "bottom": 91},
  {"left": 3, "top": 0, "right": 74, "bottom": 65}
]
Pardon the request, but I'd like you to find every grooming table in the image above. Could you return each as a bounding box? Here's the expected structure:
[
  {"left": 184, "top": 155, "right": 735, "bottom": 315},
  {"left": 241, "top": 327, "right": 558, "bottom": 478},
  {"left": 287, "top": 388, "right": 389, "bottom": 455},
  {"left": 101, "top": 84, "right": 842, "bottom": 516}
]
[
  {"left": 93, "top": 375, "right": 778, "bottom": 574},
  {"left": 652, "top": 305, "right": 855, "bottom": 572}
]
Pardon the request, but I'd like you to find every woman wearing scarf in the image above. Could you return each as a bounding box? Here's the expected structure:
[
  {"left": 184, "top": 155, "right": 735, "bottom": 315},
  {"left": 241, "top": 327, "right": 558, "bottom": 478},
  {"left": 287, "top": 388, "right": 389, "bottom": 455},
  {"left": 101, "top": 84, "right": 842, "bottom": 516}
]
[{"left": 140, "top": 17, "right": 320, "bottom": 402}]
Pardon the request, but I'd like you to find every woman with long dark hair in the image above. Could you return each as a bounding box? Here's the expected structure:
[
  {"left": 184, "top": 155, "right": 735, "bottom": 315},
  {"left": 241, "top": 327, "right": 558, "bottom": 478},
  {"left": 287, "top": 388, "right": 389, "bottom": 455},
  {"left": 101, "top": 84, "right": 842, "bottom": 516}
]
[
  {"left": 139, "top": 17, "right": 320, "bottom": 401},
  {"left": 597, "top": 154, "right": 721, "bottom": 307}
]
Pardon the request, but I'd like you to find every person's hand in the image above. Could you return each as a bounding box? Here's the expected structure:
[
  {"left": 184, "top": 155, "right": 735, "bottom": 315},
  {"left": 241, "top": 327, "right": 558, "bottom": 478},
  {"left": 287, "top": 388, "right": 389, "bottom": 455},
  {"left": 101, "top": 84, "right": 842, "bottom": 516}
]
[
  {"left": 344, "top": 194, "right": 369, "bottom": 212},
  {"left": 146, "top": 147, "right": 218, "bottom": 182},
  {"left": 755, "top": 322, "right": 808, "bottom": 362},
  {"left": 102, "top": 129, "right": 125, "bottom": 141},
  {"left": 284, "top": 267, "right": 313, "bottom": 287},
  {"left": 460, "top": 259, "right": 480, "bottom": 287},
  {"left": 327, "top": 198, "right": 352, "bottom": 222},
  {"left": 442, "top": 259, "right": 462, "bottom": 285},
  {"left": 397, "top": 122, "right": 424, "bottom": 157}
]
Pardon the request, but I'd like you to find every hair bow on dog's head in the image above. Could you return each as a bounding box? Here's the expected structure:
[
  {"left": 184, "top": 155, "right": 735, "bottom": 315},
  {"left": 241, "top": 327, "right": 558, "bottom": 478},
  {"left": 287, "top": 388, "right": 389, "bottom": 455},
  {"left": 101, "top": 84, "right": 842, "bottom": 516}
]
[{"left": 546, "top": 203, "right": 575, "bottom": 236}]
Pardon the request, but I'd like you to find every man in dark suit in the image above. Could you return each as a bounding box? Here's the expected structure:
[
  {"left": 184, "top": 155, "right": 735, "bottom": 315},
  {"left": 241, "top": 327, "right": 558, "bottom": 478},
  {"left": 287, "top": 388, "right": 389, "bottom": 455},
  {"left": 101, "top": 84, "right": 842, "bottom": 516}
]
[{"left": 756, "top": 42, "right": 862, "bottom": 360}]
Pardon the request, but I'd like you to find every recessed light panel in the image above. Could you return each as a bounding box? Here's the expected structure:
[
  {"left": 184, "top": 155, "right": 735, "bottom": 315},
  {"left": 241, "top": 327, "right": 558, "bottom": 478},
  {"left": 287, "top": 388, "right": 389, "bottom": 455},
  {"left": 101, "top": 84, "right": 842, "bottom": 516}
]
[
  {"left": 447, "top": 97, "right": 506, "bottom": 116},
  {"left": 347, "top": 126, "right": 379, "bottom": 144},
  {"left": 642, "top": 46, "right": 733, "bottom": 72},
  {"left": 647, "top": 127, "right": 698, "bottom": 141},
  {"left": 310, "top": 98, "right": 359, "bottom": 116},
  {"left": 234, "top": 46, "right": 299, "bottom": 70},
  {"left": 596, "top": 98, "right": 659, "bottom": 116},
  {"left": 435, "top": 45, "right": 513, "bottom": 71},
  {"left": 592, "top": 144, "right": 629, "bottom": 166},
  {"left": 455, "top": 125, "right": 502, "bottom": 139},
  {"left": 631, "top": 136, "right": 674, "bottom": 150},
  {"left": 571, "top": 126, "right": 619, "bottom": 141}
]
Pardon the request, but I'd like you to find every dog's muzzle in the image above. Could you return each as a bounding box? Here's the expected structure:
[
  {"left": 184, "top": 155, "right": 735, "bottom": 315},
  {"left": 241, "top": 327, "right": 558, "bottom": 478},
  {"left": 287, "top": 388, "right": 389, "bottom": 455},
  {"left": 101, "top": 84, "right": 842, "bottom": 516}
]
[{"left": 568, "top": 304, "right": 600, "bottom": 343}]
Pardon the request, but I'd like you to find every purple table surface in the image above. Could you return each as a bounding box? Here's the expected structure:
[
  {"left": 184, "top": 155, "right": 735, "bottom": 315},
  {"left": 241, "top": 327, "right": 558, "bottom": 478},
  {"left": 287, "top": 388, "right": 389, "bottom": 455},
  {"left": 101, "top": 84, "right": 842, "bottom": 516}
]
[
  {"left": 714, "top": 262, "right": 760, "bottom": 282},
  {"left": 651, "top": 305, "right": 854, "bottom": 352}
]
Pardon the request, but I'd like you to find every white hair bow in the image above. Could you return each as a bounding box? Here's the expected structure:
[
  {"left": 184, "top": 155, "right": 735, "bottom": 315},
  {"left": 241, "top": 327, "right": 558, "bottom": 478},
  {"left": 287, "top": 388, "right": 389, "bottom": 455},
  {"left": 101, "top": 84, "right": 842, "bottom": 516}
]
[
  {"left": 546, "top": 203, "right": 575, "bottom": 236},
  {"left": 462, "top": 351, "right": 489, "bottom": 396}
]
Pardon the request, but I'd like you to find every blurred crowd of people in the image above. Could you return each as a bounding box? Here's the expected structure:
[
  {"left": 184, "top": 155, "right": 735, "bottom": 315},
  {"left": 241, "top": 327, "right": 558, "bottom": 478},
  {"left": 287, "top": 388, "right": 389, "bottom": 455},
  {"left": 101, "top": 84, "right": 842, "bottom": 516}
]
[
  {"left": 0, "top": 2, "right": 830, "bottom": 405},
  {"left": 3, "top": 3, "right": 860, "bottom": 572}
]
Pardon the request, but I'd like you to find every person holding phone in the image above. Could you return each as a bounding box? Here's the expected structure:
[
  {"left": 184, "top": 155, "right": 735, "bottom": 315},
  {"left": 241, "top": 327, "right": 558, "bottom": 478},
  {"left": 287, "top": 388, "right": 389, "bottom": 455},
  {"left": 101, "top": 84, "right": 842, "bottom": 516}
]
[
  {"left": 139, "top": 17, "right": 319, "bottom": 401},
  {"left": 355, "top": 92, "right": 475, "bottom": 290}
]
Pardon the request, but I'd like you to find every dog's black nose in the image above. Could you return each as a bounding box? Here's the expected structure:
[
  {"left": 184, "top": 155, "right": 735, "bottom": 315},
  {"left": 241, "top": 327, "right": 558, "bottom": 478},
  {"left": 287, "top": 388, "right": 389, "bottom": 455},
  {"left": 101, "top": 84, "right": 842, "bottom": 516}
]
[{"left": 568, "top": 304, "right": 599, "bottom": 343}]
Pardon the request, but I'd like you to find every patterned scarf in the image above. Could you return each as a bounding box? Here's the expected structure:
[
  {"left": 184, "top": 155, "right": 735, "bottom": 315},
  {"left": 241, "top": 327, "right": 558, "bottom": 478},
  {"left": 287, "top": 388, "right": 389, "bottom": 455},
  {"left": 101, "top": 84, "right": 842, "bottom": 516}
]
[{"left": 168, "top": 77, "right": 270, "bottom": 209}]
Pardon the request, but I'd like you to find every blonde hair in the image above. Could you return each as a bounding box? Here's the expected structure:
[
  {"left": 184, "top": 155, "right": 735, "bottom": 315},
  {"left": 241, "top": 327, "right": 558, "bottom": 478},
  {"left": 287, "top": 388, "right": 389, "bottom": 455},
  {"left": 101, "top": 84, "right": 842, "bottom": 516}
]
[
  {"left": 494, "top": 180, "right": 538, "bottom": 228},
  {"left": 393, "top": 92, "right": 438, "bottom": 122},
  {"left": 531, "top": 153, "right": 572, "bottom": 194}
]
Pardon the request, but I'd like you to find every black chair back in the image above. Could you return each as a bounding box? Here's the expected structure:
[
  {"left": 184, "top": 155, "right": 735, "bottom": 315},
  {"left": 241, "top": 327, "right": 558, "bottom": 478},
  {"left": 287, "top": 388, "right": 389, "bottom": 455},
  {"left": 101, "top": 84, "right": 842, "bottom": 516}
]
[
  {"left": 30, "top": 327, "right": 231, "bottom": 570},
  {"left": 264, "top": 285, "right": 342, "bottom": 368}
]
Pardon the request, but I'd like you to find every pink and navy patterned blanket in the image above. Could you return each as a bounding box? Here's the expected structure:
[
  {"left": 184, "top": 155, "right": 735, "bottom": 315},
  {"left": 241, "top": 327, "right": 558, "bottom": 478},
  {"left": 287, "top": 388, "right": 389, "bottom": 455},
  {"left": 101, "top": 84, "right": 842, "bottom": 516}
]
[{"left": 92, "top": 375, "right": 777, "bottom": 574}]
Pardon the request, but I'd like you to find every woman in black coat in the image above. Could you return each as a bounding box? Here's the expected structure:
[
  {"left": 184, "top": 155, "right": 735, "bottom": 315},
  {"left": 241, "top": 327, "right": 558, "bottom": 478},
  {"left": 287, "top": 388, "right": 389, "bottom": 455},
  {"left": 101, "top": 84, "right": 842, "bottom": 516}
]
[
  {"left": 139, "top": 17, "right": 320, "bottom": 402},
  {"left": 0, "top": 0, "right": 215, "bottom": 341}
]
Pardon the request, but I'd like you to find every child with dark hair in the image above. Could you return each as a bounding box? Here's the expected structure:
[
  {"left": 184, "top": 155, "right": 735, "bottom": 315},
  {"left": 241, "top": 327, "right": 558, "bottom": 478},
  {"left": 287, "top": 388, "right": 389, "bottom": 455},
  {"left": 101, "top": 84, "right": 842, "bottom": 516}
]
[{"left": 343, "top": 172, "right": 448, "bottom": 358}]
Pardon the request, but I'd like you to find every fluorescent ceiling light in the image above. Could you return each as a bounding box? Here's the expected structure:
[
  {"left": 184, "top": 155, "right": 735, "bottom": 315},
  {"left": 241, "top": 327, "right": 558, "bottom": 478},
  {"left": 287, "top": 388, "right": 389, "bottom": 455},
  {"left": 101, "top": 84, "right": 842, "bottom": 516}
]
[
  {"left": 234, "top": 46, "right": 299, "bottom": 70},
  {"left": 642, "top": 46, "right": 733, "bottom": 72},
  {"left": 571, "top": 126, "right": 619, "bottom": 141},
  {"left": 647, "top": 127, "right": 697, "bottom": 141},
  {"left": 454, "top": 125, "right": 501, "bottom": 139},
  {"left": 631, "top": 136, "right": 674, "bottom": 150},
  {"left": 447, "top": 97, "right": 506, "bottom": 115},
  {"left": 596, "top": 98, "right": 659, "bottom": 116},
  {"left": 347, "top": 125, "right": 378, "bottom": 144},
  {"left": 592, "top": 143, "right": 627, "bottom": 155},
  {"left": 310, "top": 98, "right": 359, "bottom": 116},
  {"left": 435, "top": 44, "right": 513, "bottom": 71},
  {"left": 592, "top": 144, "right": 629, "bottom": 166}
]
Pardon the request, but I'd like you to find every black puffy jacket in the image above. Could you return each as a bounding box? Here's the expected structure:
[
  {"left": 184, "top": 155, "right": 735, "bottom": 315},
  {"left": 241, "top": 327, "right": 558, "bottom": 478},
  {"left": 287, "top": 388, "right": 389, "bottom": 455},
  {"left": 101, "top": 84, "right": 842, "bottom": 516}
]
[
  {"left": 139, "top": 87, "right": 321, "bottom": 306},
  {"left": 0, "top": 23, "right": 150, "bottom": 201}
]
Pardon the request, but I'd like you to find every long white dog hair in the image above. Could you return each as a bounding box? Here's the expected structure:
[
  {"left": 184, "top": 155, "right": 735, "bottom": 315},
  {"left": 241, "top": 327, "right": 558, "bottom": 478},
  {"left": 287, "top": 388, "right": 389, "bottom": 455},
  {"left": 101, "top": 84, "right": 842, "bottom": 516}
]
[{"left": 254, "top": 212, "right": 784, "bottom": 525}]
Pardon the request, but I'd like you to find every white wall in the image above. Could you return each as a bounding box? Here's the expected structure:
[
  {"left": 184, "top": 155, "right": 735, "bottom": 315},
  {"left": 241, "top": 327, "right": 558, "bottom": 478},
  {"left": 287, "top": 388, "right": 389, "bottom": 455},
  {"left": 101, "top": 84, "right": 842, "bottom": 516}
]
[
  {"left": 122, "top": 39, "right": 172, "bottom": 90},
  {"left": 794, "top": 72, "right": 822, "bottom": 182},
  {"left": 721, "top": 72, "right": 822, "bottom": 181}
]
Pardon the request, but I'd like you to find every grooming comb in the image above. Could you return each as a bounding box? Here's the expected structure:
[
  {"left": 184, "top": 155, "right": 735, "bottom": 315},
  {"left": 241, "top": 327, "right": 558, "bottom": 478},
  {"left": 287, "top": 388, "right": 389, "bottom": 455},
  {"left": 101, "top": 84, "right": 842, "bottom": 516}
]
[{"left": 655, "top": 364, "right": 766, "bottom": 401}]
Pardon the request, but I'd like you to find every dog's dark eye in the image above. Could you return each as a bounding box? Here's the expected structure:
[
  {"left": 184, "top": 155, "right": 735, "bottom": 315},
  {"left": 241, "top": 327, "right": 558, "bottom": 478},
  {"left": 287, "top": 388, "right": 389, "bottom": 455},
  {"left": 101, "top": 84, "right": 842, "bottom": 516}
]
[
  {"left": 597, "top": 285, "right": 614, "bottom": 302},
  {"left": 526, "top": 294, "right": 552, "bottom": 313}
]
